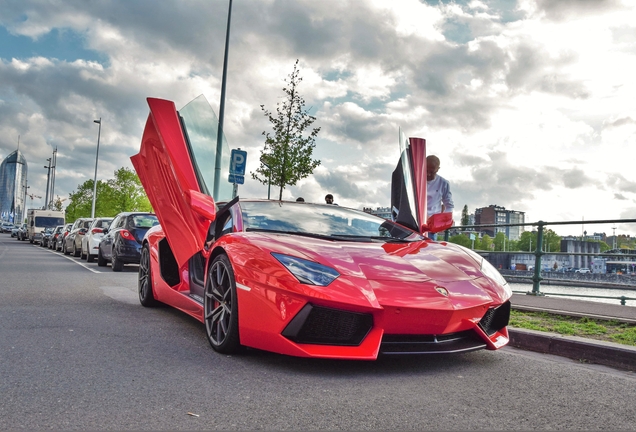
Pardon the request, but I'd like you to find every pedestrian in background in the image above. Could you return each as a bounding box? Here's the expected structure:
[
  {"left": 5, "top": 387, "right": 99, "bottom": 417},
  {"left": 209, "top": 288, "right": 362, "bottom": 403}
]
[{"left": 427, "top": 155, "right": 453, "bottom": 239}]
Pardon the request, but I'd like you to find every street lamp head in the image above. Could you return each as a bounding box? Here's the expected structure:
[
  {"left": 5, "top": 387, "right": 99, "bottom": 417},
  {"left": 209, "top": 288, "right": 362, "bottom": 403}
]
[{"left": 94, "top": 119, "right": 101, "bottom": 124}]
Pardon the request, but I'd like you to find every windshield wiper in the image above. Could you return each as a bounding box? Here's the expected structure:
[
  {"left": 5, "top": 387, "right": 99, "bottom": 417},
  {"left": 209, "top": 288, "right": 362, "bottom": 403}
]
[
  {"left": 245, "top": 228, "right": 344, "bottom": 241},
  {"left": 330, "top": 234, "right": 411, "bottom": 243}
]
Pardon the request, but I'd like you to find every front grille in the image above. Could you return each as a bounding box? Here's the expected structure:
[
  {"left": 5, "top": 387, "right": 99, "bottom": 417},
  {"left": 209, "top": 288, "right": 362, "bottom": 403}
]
[
  {"left": 479, "top": 301, "right": 511, "bottom": 336},
  {"left": 380, "top": 331, "right": 486, "bottom": 354},
  {"left": 282, "top": 304, "right": 373, "bottom": 346}
]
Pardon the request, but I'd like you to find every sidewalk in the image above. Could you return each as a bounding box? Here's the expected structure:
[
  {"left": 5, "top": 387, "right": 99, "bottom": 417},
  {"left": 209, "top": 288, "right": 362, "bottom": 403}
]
[{"left": 507, "top": 293, "right": 636, "bottom": 372}]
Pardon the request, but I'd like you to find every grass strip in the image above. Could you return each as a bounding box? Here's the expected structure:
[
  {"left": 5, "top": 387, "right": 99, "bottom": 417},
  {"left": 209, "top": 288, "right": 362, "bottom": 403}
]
[{"left": 509, "top": 310, "right": 636, "bottom": 346}]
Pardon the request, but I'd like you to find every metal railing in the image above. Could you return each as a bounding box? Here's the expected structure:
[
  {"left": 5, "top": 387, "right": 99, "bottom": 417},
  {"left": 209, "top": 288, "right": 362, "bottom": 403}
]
[
  {"left": 444, "top": 218, "right": 636, "bottom": 304},
  {"left": 511, "top": 290, "right": 636, "bottom": 306}
]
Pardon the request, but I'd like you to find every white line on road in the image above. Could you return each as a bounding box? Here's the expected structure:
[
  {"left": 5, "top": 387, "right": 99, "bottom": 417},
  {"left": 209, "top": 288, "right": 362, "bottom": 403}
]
[{"left": 37, "top": 245, "right": 104, "bottom": 274}]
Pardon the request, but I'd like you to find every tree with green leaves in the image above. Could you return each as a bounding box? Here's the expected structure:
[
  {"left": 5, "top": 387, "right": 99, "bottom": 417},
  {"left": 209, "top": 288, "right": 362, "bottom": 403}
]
[
  {"left": 65, "top": 167, "right": 151, "bottom": 223},
  {"left": 449, "top": 233, "right": 471, "bottom": 248},
  {"left": 107, "top": 167, "right": 151, "bottom": 213},
  {"left": 493, "top": 232, "right": 506, "bottom": 251},
  {"left": 252, "top": 59, "right": 321, "bottom": 200},
  {"left": 49, "top": 196, "right": 66, "bottom": 211},
  {"left": 460, "top": 205, "right": 469, "bottom": 230}
]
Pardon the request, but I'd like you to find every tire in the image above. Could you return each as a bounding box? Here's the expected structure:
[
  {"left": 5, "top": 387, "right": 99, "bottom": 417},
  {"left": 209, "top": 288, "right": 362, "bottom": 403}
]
[
  {"left": 87, "top": 253, "right": 95, "bottom": 263},
  {"left": 138, "top": 244, "right": 159, "bottom": 307},
  {"left": 97, "top": 248, "right": 107, "bottom": 267},
  {"left": 111, "top": 252, "right": 123, "bottom": 272},
  {"left": 204, "top": 254, "right": 240, "bottom": 354},
  {"left": 80, "top": 245, "right": 87, "bottom": 260},
  {"left": 63, "top": 241, "right": 70, "bottom": 255},
  {"left": 72, "top": 243, "right": 80, "bottom": 257}
]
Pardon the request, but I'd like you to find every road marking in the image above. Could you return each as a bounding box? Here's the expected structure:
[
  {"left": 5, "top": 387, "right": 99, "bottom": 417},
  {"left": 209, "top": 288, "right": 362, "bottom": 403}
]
[{"left": 37, "top": 245, "right": 103, "bottom": 274}]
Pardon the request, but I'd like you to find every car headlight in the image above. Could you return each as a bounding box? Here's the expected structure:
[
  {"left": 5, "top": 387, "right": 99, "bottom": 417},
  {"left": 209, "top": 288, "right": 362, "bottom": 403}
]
[
  {"left": 461, "top": 247, "right": 510, "bottom": 291},
  {"left": 272, "top": 253, "right": 340, "bottom": 286}
]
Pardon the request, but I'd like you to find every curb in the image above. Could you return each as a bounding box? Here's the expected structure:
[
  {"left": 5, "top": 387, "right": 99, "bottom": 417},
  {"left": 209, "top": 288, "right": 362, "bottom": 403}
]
[{"left": 508, "top": 328, "right": 636, "bottom": 372}]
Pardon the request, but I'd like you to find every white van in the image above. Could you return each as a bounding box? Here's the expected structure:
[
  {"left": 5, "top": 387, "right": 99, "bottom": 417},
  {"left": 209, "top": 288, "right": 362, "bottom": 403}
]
[{"left": 26, "top": 209, "right": 65, "bottom": 244}]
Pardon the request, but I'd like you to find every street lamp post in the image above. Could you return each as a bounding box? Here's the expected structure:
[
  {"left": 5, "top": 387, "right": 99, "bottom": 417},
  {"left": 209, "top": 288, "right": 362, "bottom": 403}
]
[
  {"left": 43, "top": 158, "right": 52, "bottom": 209},
  {"left": 91, "top": 118, "right": 102, "bottom": 218},
  {"left": 213, "top": 0, "right": 233, "bottom": 201}
]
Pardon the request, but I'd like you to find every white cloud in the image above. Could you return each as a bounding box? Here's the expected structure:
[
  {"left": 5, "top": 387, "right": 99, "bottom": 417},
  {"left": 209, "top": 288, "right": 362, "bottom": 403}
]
[{"left": 1, "top": 0, "right": 636, "bottom": 240}]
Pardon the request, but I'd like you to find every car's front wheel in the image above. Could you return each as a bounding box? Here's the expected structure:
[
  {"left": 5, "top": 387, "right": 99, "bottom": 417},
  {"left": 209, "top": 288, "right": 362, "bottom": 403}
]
[
  {"left": 204, "top": 254, "right": 240, "bottom": 354},
  {"left": 138, "top": 244, "right": 159, "bottom": 307}
]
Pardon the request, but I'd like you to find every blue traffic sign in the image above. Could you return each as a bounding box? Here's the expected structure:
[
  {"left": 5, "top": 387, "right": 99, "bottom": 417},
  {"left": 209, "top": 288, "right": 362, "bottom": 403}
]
[
  {"left": 228, "top": 174, "right": 245, "bottom": 185},
  {"left": 230, "top": 149, "right": 247, "bottom": 176}
]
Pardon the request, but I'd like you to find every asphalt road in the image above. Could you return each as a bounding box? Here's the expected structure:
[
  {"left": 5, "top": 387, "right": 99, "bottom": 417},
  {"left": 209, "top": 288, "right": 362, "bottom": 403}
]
[{"left": 1, "top": 234, "right": 636, "bottom": 430}]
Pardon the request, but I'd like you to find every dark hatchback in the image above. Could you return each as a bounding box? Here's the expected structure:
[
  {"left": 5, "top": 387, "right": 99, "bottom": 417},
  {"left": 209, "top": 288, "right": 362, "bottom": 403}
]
[{"left": 97, "top": 212, "right": 158, "bottom": 271}]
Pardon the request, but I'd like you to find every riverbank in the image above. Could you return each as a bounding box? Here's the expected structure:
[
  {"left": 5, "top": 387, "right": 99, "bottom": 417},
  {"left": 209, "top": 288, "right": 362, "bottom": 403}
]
[{"left": 500, "top": 270, "right": 636, "bottom": 290}]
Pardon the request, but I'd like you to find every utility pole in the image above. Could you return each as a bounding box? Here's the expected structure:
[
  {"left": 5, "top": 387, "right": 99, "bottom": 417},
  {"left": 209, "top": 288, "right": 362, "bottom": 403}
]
[{"left": 49, "top": 147, "right": 57, "bottom": 207}]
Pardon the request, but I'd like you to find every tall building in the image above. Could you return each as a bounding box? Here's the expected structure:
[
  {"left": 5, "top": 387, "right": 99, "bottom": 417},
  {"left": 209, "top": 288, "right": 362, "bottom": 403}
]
[
  {"left": 474, "top": 204, "right": 525, "bottom": 240},
  {"left": 0, "top": 150, "right": 28, "bottom": 223}
]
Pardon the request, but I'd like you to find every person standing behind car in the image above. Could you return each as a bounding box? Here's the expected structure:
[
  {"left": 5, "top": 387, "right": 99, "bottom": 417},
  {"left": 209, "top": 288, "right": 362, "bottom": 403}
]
[{"left": 427, "top": 155, "right": 454, "bottom": 239}]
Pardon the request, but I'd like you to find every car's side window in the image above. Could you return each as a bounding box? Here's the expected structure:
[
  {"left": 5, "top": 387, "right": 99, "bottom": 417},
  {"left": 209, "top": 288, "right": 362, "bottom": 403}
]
[{"left": 110, "top": 216, "right": 120, "bottom": 230}]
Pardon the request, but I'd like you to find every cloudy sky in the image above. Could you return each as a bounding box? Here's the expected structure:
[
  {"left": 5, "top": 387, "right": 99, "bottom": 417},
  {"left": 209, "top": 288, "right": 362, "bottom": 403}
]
[{"left": 1, "top": 0, "right": 635, "bottom": 237}]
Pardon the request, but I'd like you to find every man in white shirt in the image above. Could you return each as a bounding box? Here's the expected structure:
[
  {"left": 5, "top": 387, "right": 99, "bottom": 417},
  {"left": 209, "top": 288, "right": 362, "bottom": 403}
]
[{"left": 427, "top": 155, "right": 454, "bottom": 238}]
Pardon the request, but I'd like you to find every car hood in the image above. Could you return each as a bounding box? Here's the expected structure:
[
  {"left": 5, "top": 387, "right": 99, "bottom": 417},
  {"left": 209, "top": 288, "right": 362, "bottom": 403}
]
[{"left": 241, "top": 233, "right": 509, "bottom": 307}]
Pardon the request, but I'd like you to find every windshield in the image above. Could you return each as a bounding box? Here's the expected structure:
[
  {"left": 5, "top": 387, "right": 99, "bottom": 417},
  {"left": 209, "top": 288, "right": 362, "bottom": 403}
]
[
  {"left": 131, "top": 214, "right": 159, "bottom": 228},
  {"left": 35, "top": 216, "right": 65, "bottom": 228},
  {"left": 178, "top": 95, "right": 233, "bottom": 203},
  {"left": 240, "top": 201, "right": 423, "bottom": 241}
]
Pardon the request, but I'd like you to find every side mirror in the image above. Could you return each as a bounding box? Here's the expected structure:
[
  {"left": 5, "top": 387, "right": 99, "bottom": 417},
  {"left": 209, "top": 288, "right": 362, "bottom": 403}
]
[
  {"left": 422, "top": 212, "right": 453, "bottom": 234},
  {"left": 187, "top": 189, "right": 217, "bottom": 221},
  {"left": 102, "top": 228, "right": 109, "bottom": 234}
]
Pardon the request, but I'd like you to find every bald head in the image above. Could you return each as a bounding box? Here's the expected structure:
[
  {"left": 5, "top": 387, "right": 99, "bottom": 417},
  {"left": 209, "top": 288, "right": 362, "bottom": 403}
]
[{"left": 427, "top": 155, "right": 440, "bottom": 181}]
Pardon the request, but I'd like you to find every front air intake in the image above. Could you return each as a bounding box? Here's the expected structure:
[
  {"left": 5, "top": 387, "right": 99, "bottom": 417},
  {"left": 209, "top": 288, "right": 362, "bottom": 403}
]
[
  {"left": 282, "top": 304, "right": 373, "bottom": 346},
  {"left": 479, "top": 301, "right": 511, "bottom": 336},
  {"left": 380, "top": 331, "right": 487, "bottom": 354}
]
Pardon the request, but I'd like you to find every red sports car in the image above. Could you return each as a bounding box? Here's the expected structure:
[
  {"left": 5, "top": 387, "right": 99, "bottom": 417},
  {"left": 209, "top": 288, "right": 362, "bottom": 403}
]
[{"left": 131, "top": 95, "right": 511, "bottom": 360}]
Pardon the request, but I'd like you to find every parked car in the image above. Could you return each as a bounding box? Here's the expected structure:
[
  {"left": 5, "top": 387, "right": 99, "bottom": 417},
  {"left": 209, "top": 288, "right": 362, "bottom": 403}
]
[
  {"left": 576, "top": 268, "right": 591, "bottom": 274},
  {"left": 63, "top": 218, "right": 94, "bottom": 256},
  {"left": 11, "top": 224, "right": 22, "bottom": 237},
  {"left": 98, "top": 212, "right": 158, "bottom": 271},
  {"left": 57, "top": 223, "right": 73, "bottom": 251},
  {"left": 17, "top": 223, "right": 28, "bottom": 241},
  {"left": 1, "top": 221, "right": 14, "bottom": 233},
  {"left": 40, "top": 227, "right": 55, "bottom": 248},
  {"left": 126, "top": 96, "right": 510, "bottom": 359},
  {"left": 48, "top": 225, "right": 65, "bottom": 250},
  {"left": 81, "top": 217, "right": 113, "bottom": 262}
]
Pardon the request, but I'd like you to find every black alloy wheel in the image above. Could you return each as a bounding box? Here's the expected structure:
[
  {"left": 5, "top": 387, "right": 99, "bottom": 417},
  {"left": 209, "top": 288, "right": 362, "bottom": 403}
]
[
  {"left": 138, "top": 244, "right": 159, "bottom": 307},
  {"left": 204, "top": 254, "right": 240, "bottom": 354}
]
